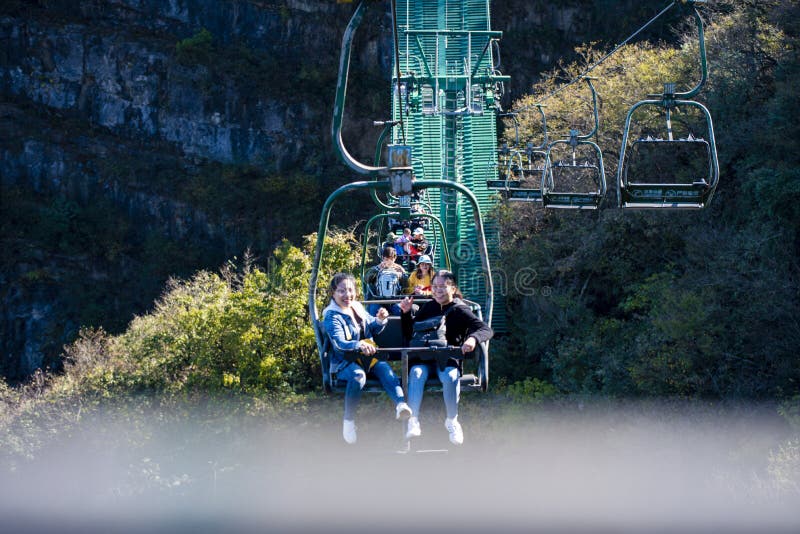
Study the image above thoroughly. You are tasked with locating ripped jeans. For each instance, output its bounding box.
[407,364,460,420]
[338,361,405,421]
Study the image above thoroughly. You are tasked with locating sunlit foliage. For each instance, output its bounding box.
[493,3,800,398]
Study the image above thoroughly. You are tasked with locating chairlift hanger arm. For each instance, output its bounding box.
[649,2,709,101]
[574,77,600,141]
[471,37,502,79]
[531,104,549,150]
[332,0,386,176]
[309,179,494,327]
[498,112,520,146]
[676,3,708,100]
[368,120,401,209]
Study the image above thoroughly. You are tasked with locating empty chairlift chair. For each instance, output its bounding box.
[487,105,549,202]
[541,77,607,209]
[617,3,719,209]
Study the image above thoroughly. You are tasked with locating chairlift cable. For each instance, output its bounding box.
[517,1,678,111]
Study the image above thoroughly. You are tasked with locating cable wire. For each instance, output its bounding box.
[523,1,678,109]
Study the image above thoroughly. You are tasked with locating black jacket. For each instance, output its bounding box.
[401,298,493,367]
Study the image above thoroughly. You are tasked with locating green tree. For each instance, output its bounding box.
[494,3,800,399]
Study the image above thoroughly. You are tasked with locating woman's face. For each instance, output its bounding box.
[333,278,357,309]
[419,262,430,272]
[431,275,455,305]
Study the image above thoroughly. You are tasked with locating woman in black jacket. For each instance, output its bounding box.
[399,270,493,445]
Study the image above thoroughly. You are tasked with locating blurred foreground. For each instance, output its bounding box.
[1,398,798,533]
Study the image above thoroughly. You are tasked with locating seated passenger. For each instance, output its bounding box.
[323,272,412,444]
[365,245,407,315]
[383,232,397,251]
[394,227,412,264]
[399,270,493,446]
[405,254,433,296]
[406,227,429,263]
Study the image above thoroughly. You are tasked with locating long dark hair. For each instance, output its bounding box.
[415,259,433,278]
[432,270,463,299]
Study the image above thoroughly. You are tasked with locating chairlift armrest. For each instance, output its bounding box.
[412,346,465,359]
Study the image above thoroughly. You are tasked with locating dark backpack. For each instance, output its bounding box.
[409,301,461,349]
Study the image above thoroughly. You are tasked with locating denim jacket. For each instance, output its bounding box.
[322,300,387,373]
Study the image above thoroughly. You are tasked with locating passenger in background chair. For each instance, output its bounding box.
[382,232,397,251]
[323,272,412,444]
[365,245,406,316]
[406,227,429,264]
[405,254,434,296]
[394,227,412,265]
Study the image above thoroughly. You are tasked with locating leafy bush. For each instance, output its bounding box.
[505,377,559,405]
[109,231,358,395]
[7,230,357,403]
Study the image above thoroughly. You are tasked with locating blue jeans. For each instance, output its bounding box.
[407,364,460,420]
[338,361,405,421]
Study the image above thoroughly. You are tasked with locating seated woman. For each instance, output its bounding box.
[323,272,412,444]
[399,270,493,445]
[405,254,434,296]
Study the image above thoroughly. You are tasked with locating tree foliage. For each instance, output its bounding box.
[37,230,359,399]
[494,3,800,398]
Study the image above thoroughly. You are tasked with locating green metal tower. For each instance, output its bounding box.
[393,0,508,330]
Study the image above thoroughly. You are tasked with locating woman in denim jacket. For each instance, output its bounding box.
[322,273,412,444]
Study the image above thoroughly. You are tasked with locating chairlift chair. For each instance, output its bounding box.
[310,181,493,395]
[487,105,549,202]
[617,3,719,209]
[541,77,607,209]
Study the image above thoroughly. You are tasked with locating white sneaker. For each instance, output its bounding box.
[395,402,412,421]
[406,417,421,439]
[445,417,463,445]
[343,419,357,444]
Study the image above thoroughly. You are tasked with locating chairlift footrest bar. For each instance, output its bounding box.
[621,182,709,207]
[505,188,543,201]
[543,192,602,209]
[486,180,521,189]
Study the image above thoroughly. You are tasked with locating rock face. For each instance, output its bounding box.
[1,1,362,167]
[2,0,368,380]
[0,0,670,380]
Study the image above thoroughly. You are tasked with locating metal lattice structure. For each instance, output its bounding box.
[392,0,508,331]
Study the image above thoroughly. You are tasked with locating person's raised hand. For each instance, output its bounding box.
[399,296,413,314]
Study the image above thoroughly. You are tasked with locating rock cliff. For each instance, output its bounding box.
[1,0,672,380]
